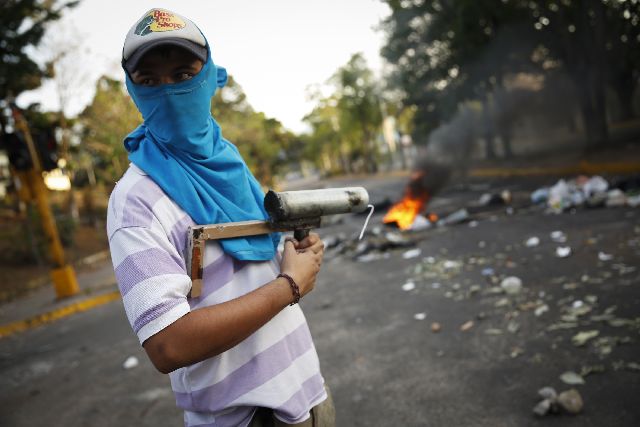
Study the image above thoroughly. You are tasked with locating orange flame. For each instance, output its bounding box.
[383,194,428,230]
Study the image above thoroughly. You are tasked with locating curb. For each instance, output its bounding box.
[0,291,121,339]
[469,161,640,178]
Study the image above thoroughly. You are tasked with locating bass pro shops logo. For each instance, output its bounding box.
[135,10,186,36]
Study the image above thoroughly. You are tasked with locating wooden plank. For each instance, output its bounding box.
[195,220,272,240]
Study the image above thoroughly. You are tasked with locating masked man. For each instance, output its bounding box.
[107,8,334,427]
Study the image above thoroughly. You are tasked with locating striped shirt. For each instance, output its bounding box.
[107,164,326,427]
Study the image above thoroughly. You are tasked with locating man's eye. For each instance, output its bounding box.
[141,78,157,86]
[176,72,194,81]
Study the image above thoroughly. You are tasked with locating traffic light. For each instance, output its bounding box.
[34,127,59,172]
[1,131,33,171]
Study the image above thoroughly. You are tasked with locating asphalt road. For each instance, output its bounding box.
[1,174,639,426]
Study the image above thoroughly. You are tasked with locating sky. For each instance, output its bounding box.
[16,0,391,133]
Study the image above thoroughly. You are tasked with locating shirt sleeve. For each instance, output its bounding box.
[109,225,192,344]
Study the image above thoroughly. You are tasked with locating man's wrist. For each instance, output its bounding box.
[277,273,301,305]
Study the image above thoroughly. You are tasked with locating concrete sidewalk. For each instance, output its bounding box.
[0,254,119,338]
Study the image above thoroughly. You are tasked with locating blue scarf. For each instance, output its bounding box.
[123,45,280,261]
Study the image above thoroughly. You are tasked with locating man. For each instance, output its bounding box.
[107,8,334,427]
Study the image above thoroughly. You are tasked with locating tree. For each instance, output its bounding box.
[380,0,640,151]
[304,53,384,175]
[211,76,298,186]
[0,0,79,106]
[332,53,384,173]
[79,76,141,185]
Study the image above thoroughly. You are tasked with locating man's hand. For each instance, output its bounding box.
[280,233,324,298]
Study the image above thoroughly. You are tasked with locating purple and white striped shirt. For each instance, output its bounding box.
[107,164,326,427]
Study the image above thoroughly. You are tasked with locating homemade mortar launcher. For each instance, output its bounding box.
[187,187,370,297]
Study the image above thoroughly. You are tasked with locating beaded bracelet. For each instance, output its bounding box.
[277,273,301,306]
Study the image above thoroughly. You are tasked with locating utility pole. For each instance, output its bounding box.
[12,107,79,298]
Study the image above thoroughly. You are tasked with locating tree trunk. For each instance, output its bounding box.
[612,76,636,121]
[499,125,514,159]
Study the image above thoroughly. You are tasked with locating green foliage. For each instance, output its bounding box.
[0,0,79,102]
[78,76,141,184]
[303,53,384,174]
[211,76,298,186]
[380,0,640,148]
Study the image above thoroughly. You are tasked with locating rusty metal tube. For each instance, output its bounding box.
[264,187,370,221]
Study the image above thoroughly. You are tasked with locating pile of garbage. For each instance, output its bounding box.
[531,175,640,213]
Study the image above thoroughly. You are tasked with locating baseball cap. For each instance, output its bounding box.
[122,8,208,74]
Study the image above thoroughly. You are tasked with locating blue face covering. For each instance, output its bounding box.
[123,44,280,261]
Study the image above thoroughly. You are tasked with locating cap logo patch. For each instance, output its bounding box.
[135,9,186,36]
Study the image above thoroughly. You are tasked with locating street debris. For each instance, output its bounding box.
[431,322,442,333]
[571,330,600,347]
[438,208,469,226]
[560,371,585,385]
[550,230,567,243]
[531,175,640,212]
[401,281,416,291]
[460,320,474,332]
[598,251,613,261]
[402,248,422,259]
[556,246,572,258]
[414,312,427,320]
[557,389,584,414]
[500,276,523,295]
[123,356,139,370]
[525,236,540,247]
[533,386,584,416]
[535,304,550,317]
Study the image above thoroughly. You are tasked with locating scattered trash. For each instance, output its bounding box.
[510,346,524,358]
[571,330,600,347]
[401,281,416,291]
[531,187,550,204]
[485,328,503,335]
[583,175,609,197]
[627,194,640,208]
[525,236,540,247]
[550,230,567,243]
[402,248,422,259]
[580,364,606,377]
[431,322,441,333]
[477,190,512,207]
[439,208,469,226]
[598,251,613,261]
[556,246,572,258]
[356,253,386,263]
[123,356,139,370]
[605,189,626,207]
[481,267,495,277]
[414,312,427,320]
[560,371,585,385]
[408,214,431,231]
[460,320,474,331]
[533,398,552,416]
[500,276,523,295]
[557,389,584,414]
[507,321,520,334]
[538,387,557,400]
[494,298,510,308]
[535,304,550,317]
[532,175,639,211]
[625,362,640,372]
[533,387,583,416]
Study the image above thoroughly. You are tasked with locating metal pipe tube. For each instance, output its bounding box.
[264,187,369,220]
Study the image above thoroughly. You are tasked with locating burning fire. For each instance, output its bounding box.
[383,171,432,230]
[383,194,428,230]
